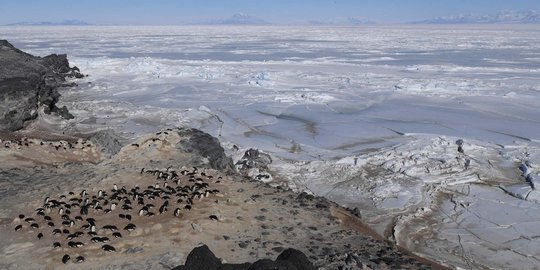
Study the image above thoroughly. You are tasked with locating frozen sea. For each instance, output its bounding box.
[2,25,540,269]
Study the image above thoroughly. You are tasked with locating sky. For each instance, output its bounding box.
[0,0,539,25]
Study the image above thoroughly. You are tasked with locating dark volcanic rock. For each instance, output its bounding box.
[173,245,315,270]
[175,128,235,173]
[276,248,315,270]
[0,40,82,131]
[182,245,222,270]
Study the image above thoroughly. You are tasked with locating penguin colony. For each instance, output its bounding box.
[1,137,94,151]
[12,166,222,265]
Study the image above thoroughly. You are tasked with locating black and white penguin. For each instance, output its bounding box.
[102,244,116,252]
[75,256,85,263]
[62,254,71,264]
[174,208,181,217]
[124,223,136,231]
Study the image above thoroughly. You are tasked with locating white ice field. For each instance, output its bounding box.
[2,25,540,269]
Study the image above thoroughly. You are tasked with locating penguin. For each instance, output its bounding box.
[37,233,44,239]
[174,208,181,217]
[124,223,136,232]
[102,245,116,252]
[52,229,62,235]
[47,222,55,227]
[209,215,219,221]
[112,232,122,238]
[62,254,71,264]
[159,205,167,214]
[44,197,50,206]
[24,217,35,223]
[75,256,85,263]
[100,237,110,242]
[53,242,62,248]
[18,214,25,219]
[98,190,103,197]
[113,184,118,191]
[14,225,22,231]
[80,206,89,216]
[30,223,39,229]
[103,225,118,231]
[80,190,87,197]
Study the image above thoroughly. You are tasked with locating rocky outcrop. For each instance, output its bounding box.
[172,245,314,270]
[175,128,235,173]
[0,40,82,131]
[88,129,125,157]
[235,148,273,182]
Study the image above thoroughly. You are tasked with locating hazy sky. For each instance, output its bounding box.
[0,0,539,25]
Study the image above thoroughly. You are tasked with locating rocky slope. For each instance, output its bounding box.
[0,40,82,131]
[0,128,443,270]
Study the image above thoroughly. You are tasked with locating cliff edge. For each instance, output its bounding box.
[0,40,82,131]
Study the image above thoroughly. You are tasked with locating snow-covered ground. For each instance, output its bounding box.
[2,25,540,268]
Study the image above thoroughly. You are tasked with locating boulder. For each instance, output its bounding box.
[235,148,273,181]
[173,245,314,270]
[276,248,316,270]
[172,245,221,270]
[175,128,235,173]
[88,129,124,157]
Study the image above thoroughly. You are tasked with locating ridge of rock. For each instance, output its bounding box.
[0,40,83,131]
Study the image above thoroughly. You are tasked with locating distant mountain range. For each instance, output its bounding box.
[197,13,270,25]
[414,10,540,24]
[7,20,90,26]
[308,17,376,25]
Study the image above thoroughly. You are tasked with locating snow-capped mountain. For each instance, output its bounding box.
[199,13,270,25]
[414,10,540,24]
[309,17,375,25]
[7,19,90,26]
